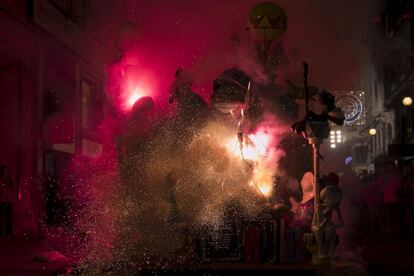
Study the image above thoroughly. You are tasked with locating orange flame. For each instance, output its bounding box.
[225,131,274,198]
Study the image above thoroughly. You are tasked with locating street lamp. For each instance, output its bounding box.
[402,96,413,107]
[369,128,377,136]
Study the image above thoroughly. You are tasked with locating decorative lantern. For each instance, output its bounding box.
[247,2,288,52]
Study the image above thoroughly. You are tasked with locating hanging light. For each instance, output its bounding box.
[329,129,344,147]
[369,128,377,136]
[402,96,413,106]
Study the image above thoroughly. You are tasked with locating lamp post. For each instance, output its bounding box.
[399,97,413,169]
[402,96,412,144]
[368,127,377,171]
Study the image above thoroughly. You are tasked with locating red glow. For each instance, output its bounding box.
[107,61,158,113]
[121,72,156,112]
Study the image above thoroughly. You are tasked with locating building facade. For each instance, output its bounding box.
[0,0,105,236]
[362,0,414,171]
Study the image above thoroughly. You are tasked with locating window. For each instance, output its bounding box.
[354,145,368,164]
[81,78,103,133]
[48,0,91,27]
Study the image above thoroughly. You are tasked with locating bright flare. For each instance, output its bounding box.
[258,185,272,197]
[248,132,269,156]
[126,88,143,109]
[225,132,269,161]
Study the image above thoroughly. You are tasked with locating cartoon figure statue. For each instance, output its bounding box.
[169,69,209,148]
[287,171,315,262]
[246,2,288,78]
[312,172,344,261]
[169,68,209,123]
[291,89,345,139]
[290,172,315,229]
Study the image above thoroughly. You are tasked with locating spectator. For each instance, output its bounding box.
[0,165,14,237]
[381,161,402,234]
[355,171,370,233]
[366,174,381,233]
[402,163,414,236]
[289,171,315,229]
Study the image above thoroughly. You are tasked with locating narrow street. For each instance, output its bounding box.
[1,0,414,275]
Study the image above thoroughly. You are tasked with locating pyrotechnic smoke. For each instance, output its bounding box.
[69,0,373,270]
[72,110,289,270]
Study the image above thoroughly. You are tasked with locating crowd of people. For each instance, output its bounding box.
[355,160,414,238]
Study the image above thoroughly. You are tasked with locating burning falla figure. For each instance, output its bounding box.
[169,68,209,148]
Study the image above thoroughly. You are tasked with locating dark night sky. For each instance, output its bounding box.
[90,0,375,102]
